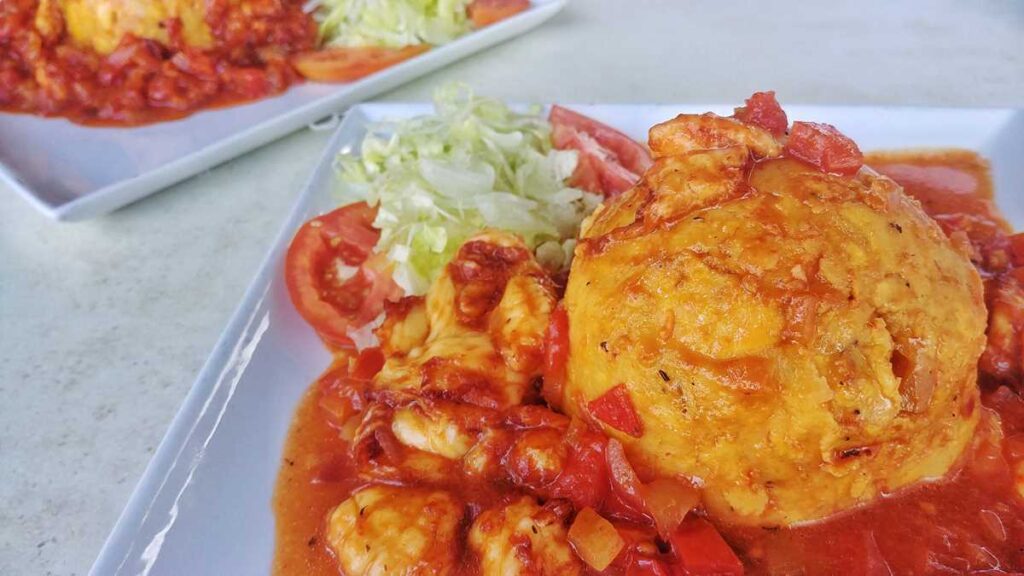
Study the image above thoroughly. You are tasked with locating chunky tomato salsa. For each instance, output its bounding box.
[0,0,315,125]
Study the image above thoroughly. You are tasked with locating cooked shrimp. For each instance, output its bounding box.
[648,112,782,159]
[390,400,481,460]
[374,231,557,408]
[469,497,582,575]
[325,486,463,576]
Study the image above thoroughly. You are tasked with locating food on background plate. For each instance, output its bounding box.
[0,0,529,124]
[274,91,1024,574]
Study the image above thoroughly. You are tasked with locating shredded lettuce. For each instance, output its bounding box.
[336,84,601,295]
[312,0,472,48]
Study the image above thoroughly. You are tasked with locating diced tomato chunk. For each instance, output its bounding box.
[548,423,610,510]
[589,384,644,437]
[733,91,788,136]
[316,349,382,426]
[351,346,386,380]
[667,517,745,576]
[784,121,864,176]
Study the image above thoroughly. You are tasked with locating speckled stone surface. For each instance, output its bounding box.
[0,1,1021,574]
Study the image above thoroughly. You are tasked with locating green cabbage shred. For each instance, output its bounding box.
[313,0,473,48]
[336,84,601,295]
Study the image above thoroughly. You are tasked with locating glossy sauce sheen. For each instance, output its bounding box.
[273,150,1024,575]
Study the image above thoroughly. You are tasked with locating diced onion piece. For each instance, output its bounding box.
[568,507,625,571]
[606,439,645,510]
[642,478,700,538]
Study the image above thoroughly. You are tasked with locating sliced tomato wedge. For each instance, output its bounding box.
[733,91,788,136]
[468,0,531,27]
[667,517,745,576]
[783,121,864,176]
[589,384,644,437]
[291,45,430,83]
[285,202,402,349]
[550,105,652,197]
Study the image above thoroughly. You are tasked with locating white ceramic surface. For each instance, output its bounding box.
[86,102,1024,576]
[0,0,566,222]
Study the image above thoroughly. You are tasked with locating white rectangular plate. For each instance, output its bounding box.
[89,103,1024,575]
[0,0,566,222]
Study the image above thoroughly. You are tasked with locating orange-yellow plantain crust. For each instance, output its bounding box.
[562,114,987,527]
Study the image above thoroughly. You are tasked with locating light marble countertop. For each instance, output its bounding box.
[1,1,1021,574]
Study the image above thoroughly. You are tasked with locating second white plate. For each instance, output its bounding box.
[0,0,567,222]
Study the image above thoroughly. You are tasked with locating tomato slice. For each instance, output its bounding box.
[468,0,531,26]
[589,384,644,437]
[667,517,745,576]
[783,121,864,176]
[733,91,788,136]
[550,105,652,197]
[285,202,401,349]
[550,105,653,175]
[291,45,430,82]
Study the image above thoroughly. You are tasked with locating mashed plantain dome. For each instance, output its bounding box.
[562,113,987,527]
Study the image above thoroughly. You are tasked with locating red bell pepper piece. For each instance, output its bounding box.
[588,384,644,437]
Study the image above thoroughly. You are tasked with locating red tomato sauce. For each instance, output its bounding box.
[721,151,1023,575]
[273,150,1024,575]
[0,0,315,125]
